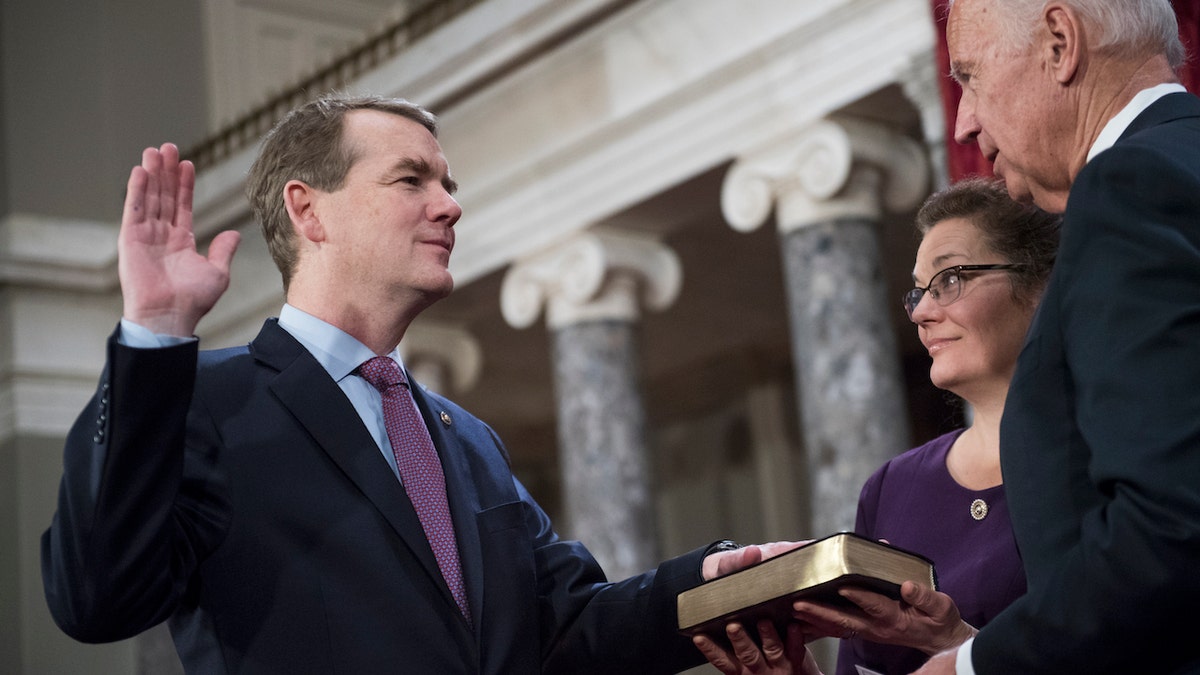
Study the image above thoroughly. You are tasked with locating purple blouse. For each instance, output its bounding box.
[834,430,1026,675]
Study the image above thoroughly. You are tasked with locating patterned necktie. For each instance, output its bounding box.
[358,356,471,623]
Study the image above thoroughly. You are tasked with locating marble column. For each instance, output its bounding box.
[722,116,929,537]
[500,229,680,580]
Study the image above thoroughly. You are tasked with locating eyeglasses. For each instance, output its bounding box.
[902,264,1024,320]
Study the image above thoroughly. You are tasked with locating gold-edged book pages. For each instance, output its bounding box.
[677,532,937,636]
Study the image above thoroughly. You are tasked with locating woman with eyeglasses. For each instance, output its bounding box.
[695,178,1060,675]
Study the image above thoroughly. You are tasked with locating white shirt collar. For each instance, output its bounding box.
[277,303,404,382]
[1087,83,1187,163]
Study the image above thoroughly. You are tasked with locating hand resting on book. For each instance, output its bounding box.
[791,580,978,655]
[702,541,810,582]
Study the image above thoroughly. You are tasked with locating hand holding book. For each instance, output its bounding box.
[693,620,822,675]
[701,540,811,582]
[683,534,977,675]
[679,533,938,638]
[792,578,977,655]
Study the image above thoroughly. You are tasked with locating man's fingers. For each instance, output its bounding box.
[207,231,242,276]
[693,634,739,675]
[758,540,809,560]
[757,620,786,662]
[141,146,163,223]
[124,166,149,226]
[728,623,766,667]
[837,587,893,617]
[900,581,947,614]
[792,599,859,633]
[158,143,181,224]
[177,159,196,225]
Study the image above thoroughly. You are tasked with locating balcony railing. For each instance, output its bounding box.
[183,0,486,171]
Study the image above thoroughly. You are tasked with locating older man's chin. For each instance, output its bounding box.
[997,171,1067,213]
[1023,184,1070,214]
[993,169,1034,202]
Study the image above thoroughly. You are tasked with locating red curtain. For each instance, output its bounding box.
[931,0,1200,182]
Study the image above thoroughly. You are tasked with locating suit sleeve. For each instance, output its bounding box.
[974,144,1200,672]
[40,330,229,643]
[516,474,708,674]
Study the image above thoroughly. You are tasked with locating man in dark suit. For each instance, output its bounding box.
[40,96,772,674]
[916,1,1200,673]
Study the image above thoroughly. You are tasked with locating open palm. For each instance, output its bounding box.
[118,143,240,337]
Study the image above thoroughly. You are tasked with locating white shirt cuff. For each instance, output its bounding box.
[119,318,197,348]
[955,637,977,675]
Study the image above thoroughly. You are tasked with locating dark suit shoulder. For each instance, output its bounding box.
[411,381,514,469]
[1121,91,1200,140]
[196,344,252,369]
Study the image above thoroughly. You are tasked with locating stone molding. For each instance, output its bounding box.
[0,213,118,291]
[499,229,680,330]
[897,48,951,191]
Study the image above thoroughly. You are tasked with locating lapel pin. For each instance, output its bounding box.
[439,410,452,427]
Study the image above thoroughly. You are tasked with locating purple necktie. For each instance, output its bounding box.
[358,356,470,623]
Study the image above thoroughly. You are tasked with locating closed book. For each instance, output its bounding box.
[677,532,937,636]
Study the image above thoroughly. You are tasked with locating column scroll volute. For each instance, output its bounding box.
[721,115,929,234]
[500,229,682,330]
[399,322,483,394]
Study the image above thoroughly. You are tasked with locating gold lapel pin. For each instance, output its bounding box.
[439,410,453,427]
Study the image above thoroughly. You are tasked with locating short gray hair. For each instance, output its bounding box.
[954,0,1186,70]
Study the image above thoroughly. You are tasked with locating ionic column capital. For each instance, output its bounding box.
[399,321,483,394]
[721,115,929,234]
[500,229,681,330]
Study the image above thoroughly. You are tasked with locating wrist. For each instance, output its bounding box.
[927,621,978,655]
[122,309,197,339]
[704,539,742,556]
[701,540,741,581]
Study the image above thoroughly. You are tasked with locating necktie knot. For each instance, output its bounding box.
[358,356,406,393]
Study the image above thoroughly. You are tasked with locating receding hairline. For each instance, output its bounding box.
[334,106,457,191]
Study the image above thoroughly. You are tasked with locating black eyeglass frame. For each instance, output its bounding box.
[902,263,1025,319]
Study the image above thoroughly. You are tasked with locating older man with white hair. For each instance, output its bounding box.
[916,0,1200,673]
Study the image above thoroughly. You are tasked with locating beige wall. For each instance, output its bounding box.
[0,0,207,222]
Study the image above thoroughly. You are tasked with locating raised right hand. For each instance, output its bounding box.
[118,143,240,337]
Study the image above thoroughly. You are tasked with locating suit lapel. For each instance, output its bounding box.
[248,320,455,612]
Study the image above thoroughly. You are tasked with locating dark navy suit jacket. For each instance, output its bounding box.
[42,319,708,674]
[976,92,1200,673]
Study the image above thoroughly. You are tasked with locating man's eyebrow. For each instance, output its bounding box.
[391,157,458,194]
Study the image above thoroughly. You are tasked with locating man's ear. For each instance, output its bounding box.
[1043,2,1082,85]
[283,180,326,243]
